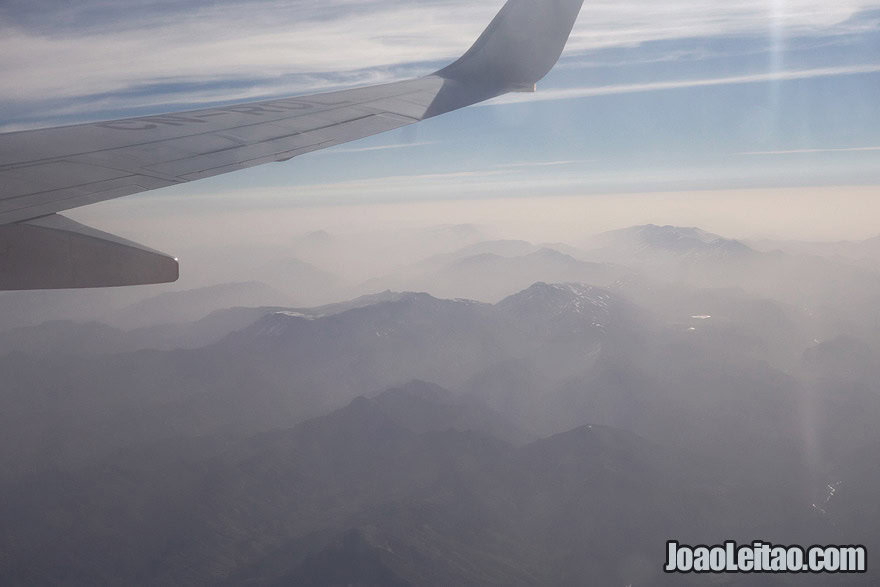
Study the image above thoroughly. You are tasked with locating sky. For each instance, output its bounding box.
[2,0,880,245]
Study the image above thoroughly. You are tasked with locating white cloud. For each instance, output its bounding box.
[194,166,572,205]
[740,146,880,155]
[316,141,438,154]
[0,1,496,102]
[486,64,880,105]
[492,160,584,169]
[2,0,879,112]
[566,0,880,53]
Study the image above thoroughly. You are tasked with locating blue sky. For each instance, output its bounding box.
[2,0,879,206]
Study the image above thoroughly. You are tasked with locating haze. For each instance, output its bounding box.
[1,0,879,584]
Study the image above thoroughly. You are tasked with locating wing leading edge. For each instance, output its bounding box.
[0,0,584,290]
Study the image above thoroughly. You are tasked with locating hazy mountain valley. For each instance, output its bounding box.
[1,223,879,585]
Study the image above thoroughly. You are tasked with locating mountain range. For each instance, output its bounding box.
[0,381,840,586]
[2,223,879,584]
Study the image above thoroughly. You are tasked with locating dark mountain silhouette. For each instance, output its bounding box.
[0,282,832,487]
[268,529,412,587]
[0,385,824,586]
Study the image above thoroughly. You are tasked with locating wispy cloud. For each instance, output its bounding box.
[219,167,557,204]
[0,1,492,103]
[3,0,880,121]
[0,69,410,132]
[567,0,880,54]
[740,146,880,155]
[492,160,584,169]
[317,141,438,155]
[487,64,880,105]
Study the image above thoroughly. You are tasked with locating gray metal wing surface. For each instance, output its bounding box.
[0,0,584,289]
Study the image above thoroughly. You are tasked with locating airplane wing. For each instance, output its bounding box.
[0,0,584,290]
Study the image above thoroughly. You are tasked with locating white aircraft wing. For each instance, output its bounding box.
[0,0,584,289]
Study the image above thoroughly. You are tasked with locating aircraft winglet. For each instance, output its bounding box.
[436,0,584,91]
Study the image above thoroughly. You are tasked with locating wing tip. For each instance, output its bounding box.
[435,0,584,91]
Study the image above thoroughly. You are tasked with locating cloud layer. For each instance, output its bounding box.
[487,64,880,105]
[2,0,879,118]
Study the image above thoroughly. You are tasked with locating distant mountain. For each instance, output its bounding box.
[367,381,533,446]
[441,248,622,301]
[497,282,618,329]
[357,240,540,299]
[266,529,411,587]
[129,305,286,350]
[583,225,880,328]
[294,290,415,317]
[3,275,879,584]
[0,279,852,484]
[363,243,623,302]
[800,336,880,463]
[0,285,152,332]
[224,293,506,400]
[825,439,880,552]
[0,280,806,478]
[804,335,876,379]
[7,217,880,587]
[0,320,129,356]
[107,281,290,329]
[251,256,347,306]
[419,224,493,254]
[584,224,754,260]
[448,239,540,258]
[748,233,880,268]
[226,283,642,393]
[0,306,289,356]
[464,283,813,474]
[0,284,638,480]
[0,388,820,586]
